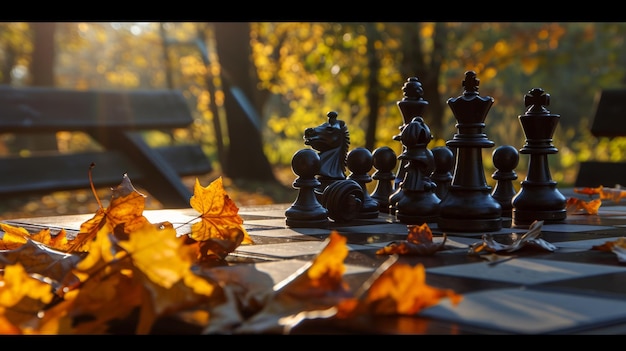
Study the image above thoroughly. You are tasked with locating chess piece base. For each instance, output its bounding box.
[512,209,566,227]
[285,217,330,228]
[358,209,380,219]
[396,213,439,225]
[437,217,502,232]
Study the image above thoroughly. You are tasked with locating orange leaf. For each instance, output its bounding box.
[574,186,603,196]
[407,223,433,243]
[566,197,602,215]
[376,223,446,255]
[275,231,350,298]
[339,262,462,316]
[227,231,352,334]
[0,223,28,250]
[599,187,626,202]
[68,174,149,252]
[592,237,626,251]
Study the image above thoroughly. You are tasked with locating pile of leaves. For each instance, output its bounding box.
[0,175,462,334]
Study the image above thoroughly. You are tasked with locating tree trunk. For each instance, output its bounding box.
[365,23,381,152]
[213,22,277,183]
[31,22,56,86]
[400,23,446,141]
[19,22,58,152]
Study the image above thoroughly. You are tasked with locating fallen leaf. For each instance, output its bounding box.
[376,223,447,255]
[468,220,556,254]
[187,177,253,264]
[335,260,463,318]
[221,231,352,334]
[566,197,602,215]
[0,239,83,286]
[592,237,626,263]
[67,174,149,252]
[574,186,603,196]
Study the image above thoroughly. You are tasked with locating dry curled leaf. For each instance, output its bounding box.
[469,220,556,255]
[574,185,626,203]
[336,260,463,317]
[376,223,447,256]
[67,174,150,252]
[574,186,604,196]
[566,197,602,215]
[592,237,626,263]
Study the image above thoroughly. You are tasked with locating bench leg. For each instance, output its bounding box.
[93,130,194,208]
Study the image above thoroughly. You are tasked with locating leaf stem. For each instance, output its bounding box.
[89,163,103,209]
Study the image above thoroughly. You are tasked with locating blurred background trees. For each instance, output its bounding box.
[1,22,625,212]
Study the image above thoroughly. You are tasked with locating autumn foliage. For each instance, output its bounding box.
[0,175,462,334]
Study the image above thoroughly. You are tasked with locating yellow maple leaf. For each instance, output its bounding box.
[117,221,215,297]
[189,177,253,248]
[118,222,194,289]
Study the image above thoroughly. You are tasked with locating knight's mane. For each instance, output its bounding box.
[319,120,350,180]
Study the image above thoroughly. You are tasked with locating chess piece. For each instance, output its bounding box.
[321,179,364,223]
[437,71,502,232]
[512,88,567,226]
[303,111,349,196]
[285,148,329,228]
[395,116,441,224]
[346,147,379,219]
[431,146,454,200]
[389,77,429,212]
[370,146,397,212]
[491,145,519,218]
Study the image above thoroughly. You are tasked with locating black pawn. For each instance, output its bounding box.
[437,71,502,232]
[431,146,454,200]
[285,149,329,228]
[395,116,441,224]
[370,146,397,213]
[347,147,379,219]
[512,88,567,227]
[491,145,519,218]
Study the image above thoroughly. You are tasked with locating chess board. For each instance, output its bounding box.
[229,190,626,335]
[5,188,626,335]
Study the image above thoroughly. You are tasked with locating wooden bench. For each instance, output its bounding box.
[575,89,626,187]
[0,86,213,208]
